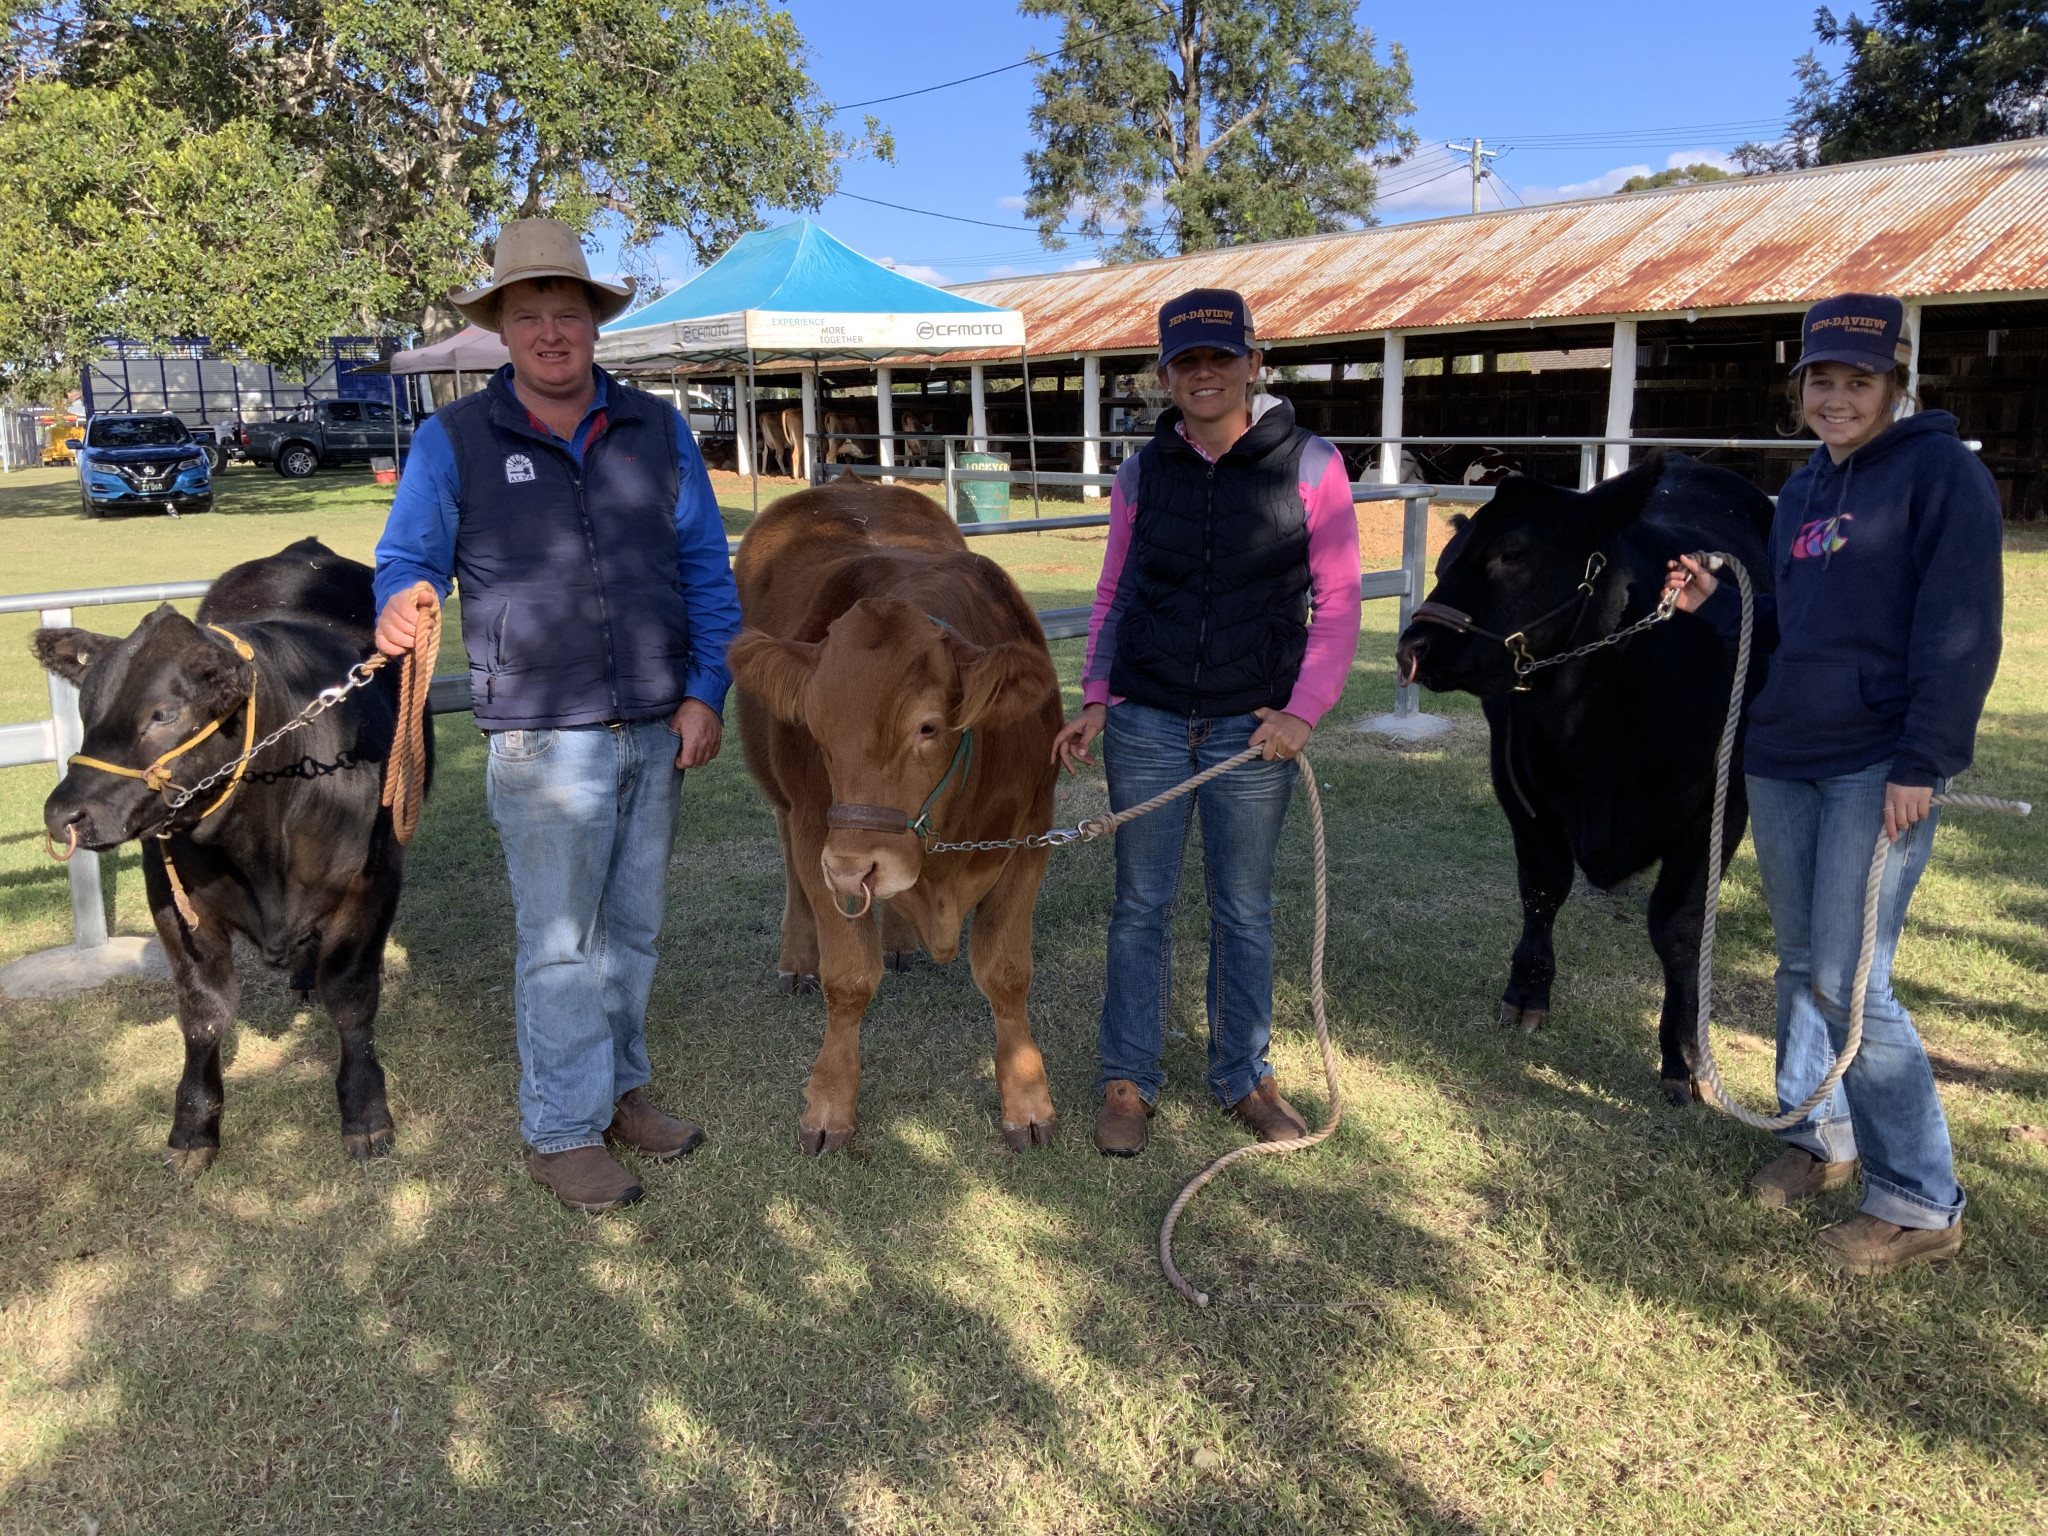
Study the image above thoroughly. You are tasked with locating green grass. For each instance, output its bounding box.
[0,468,2044,1533]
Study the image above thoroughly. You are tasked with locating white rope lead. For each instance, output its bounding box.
[1689,553,2030,1132]
[1158,756,1340,1307]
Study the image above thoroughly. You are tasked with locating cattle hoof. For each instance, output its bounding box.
[1497,1003,1523,1030]
[777,971,822,996]
[1001,1116,1058,1151]
[1518,1008,1547,1035]
[164,1145,218,1180]
[797,1124,854,1156]
[1659,1078,1694,1107]
[883,950,916,974]
[343,1127,396,1161]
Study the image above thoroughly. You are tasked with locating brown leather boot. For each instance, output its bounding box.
[607,1087,706,1161]
[1816,1213,1963,1275]
[1093,1079,1154,1157]
[527,1146,643,1213]
[1751,1146,1856,1209]
[1226,1077,1308,1142]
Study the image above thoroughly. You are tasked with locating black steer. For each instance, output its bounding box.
[1395,455,1773,1104]
[33,538,429,1174]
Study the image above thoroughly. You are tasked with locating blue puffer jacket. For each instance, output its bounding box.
[1739,410,2003,787]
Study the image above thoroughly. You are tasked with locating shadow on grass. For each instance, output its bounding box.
[1,645,2044,1530]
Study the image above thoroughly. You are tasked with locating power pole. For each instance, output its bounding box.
[1447,138,1502,214]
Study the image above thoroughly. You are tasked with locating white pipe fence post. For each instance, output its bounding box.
[943,438,956,519]
[1578,443,1598,490]
[44,606,107,950]
[969,364,988,452]
[732,374,751,475]
[875,365,895,482]
[1395,496,1430,718]
[1603,318,1638,478]
[1379,332,1405,484]
[800,368,819,485]
[1080,356,1101,498]
[1902,301,1923,417]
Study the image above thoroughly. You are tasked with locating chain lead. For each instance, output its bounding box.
[163,657,387,811]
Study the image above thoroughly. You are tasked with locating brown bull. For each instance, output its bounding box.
[728,482,1062,1154]
[756,406,804,477]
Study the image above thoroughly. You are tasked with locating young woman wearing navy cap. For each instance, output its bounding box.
[1051,288,1361,1158]
[1666,292,2003,1274]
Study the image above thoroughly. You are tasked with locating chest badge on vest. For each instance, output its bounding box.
[504,453,536,484]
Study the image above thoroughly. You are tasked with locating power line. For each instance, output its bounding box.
[836,189,1128,238]
[829,18,1154,112]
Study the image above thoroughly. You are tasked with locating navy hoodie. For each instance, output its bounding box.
[1732,410,2002,787]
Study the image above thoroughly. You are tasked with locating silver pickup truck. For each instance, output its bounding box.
[242,398,414,478]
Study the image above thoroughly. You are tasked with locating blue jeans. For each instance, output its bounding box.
[485,719,682,1153]
[1099,703,1296,1107]
[1746,763,1962,1230]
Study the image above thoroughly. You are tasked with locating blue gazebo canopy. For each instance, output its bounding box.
[594,220,1024,365]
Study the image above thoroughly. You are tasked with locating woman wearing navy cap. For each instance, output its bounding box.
[1051,288,1361,1157]
[1666,292,2003,1274]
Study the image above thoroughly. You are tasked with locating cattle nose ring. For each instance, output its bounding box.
[836,881,873,921]
[45,824,78,863]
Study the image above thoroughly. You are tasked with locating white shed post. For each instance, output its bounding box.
[875,365,895,481]
[1603,317,1639,479]
[799,367,819,484]
[1902,301,1923,417]
[1080,355,1102,497]
[969,363,988,452]
[731,373,751,476]
[1378,331,1405,484]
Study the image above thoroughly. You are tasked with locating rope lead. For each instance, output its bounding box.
[1688,552,2029,1131]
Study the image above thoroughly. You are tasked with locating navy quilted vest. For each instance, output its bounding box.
[1109,398,1317,717]
[442,368,687,731]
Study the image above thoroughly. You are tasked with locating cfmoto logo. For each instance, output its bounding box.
[917,321,1004,341]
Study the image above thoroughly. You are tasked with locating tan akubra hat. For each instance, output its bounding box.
[448,218,636,331]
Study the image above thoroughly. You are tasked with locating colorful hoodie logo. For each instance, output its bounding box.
[1792,512,1852,560]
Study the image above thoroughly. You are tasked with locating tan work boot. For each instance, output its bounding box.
[607,1087,705,1161]
[1817,1213,1963,1276]
[1226,1077,1309,1143]
[1093,1079,1154,1157]
[1751,1146,1857,1209]
[527,1145,644,1213]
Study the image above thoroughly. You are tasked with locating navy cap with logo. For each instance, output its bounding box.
[1795,292,1912,375]
[1157,288,1258,366]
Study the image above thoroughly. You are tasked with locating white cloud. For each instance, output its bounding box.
[1064,256,1103,271]
[985,264,1024,280]
[996,195,1029,212]
[1665,148,1740,173]
[880,260,950,286]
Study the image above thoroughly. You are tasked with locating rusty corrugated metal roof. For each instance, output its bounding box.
[929,137,2048,360]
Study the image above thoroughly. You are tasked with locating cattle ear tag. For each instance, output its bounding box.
[504,453,536,484]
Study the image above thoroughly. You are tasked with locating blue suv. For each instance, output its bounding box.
[72,413,214,517]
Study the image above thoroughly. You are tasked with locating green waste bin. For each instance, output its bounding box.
[956,452,1011,523]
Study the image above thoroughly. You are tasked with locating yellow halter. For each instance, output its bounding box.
[68,624,260,823]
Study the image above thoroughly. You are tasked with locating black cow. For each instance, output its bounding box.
[33,537,430,1174]
[1394,455,1773,1104]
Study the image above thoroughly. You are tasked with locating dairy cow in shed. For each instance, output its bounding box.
[33,538,429,1174]
[1394,455,1774,1104]
[727,481,1063,1154]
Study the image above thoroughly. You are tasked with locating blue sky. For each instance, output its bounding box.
[610,2,1840,294]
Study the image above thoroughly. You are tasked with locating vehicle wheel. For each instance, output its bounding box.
[276,444,319,478]
[201,443,224,472]
[79,484,100,518]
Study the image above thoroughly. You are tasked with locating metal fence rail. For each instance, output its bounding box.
[1,479,1484,961]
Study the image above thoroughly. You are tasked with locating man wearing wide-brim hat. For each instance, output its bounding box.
[373,218,741,1213]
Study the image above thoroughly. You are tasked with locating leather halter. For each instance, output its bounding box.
[824,727,975,843]
[1410,551,1608,691]
[66,624,260,822]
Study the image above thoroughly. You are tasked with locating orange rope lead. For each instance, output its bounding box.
[380,583,440,845]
